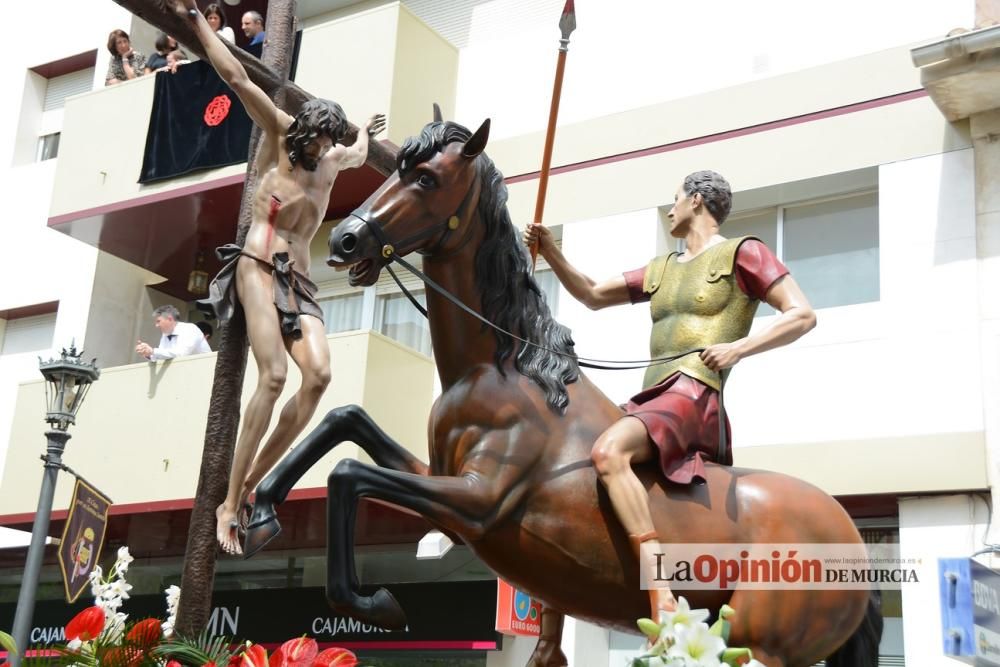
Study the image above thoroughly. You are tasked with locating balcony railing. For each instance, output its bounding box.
[0,330,434,518]
[48,2,458,222]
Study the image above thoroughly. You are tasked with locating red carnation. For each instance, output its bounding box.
[126,618,162,649]
[101,645,144,667]
[64,606,105,642]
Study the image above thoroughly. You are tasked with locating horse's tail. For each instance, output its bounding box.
[824,589,883,667]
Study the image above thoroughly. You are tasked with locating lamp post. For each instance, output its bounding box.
[8,344,99,667]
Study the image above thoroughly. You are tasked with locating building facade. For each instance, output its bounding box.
[2,1,999,665]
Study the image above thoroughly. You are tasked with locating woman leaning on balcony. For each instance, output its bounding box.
[105,29,146,85]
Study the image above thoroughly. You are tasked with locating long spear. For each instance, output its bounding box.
[530,0,577,270]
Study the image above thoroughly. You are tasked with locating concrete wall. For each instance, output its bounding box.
[549,142,982,495]
[83,251,172,371]
[900,494,992,666]
[0,331,434,516]
[451,0,974,140]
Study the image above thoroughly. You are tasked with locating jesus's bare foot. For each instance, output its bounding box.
[216,503,243,556]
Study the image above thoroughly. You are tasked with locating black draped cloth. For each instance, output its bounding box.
[139,60,252,183]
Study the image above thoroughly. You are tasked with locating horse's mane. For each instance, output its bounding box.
[398,121,580,413]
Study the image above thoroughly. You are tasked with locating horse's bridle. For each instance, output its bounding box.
[347,165,731,464]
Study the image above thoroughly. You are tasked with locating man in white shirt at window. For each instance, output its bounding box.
[136,305,211,361]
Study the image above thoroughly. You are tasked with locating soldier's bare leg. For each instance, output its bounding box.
[216,257,288,555]
[242,314,331,494]
[590,416,677,631]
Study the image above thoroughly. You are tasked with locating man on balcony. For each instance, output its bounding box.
[241,11,266,47]
[136,305,211,361]
[174,0,385,555]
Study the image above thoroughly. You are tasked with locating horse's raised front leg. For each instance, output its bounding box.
[244,404,428,557]
[324,458,527,629]
[527,609,568,667]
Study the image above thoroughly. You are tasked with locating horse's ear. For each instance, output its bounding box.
[432,103,443,122]
[462,119,491,159]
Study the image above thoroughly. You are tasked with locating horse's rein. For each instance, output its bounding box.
[349,177,732,463]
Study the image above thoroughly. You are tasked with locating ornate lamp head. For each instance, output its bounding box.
[39,343,100,431]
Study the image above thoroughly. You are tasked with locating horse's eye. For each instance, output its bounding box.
[416,173,437,189]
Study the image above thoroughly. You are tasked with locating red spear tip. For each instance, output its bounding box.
[559,0,577,38]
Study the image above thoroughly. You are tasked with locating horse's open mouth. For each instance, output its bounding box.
[347,258,379,286]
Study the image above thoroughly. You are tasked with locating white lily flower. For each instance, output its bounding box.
[99,611,127,644]
[66,638,83,651]
[106,578,132,599]
[165,585,181,613]
[657,597,711,631]
[115,546,133,570]
[667,623,726,666]
[745,661,767,667]
[100,594,124,612]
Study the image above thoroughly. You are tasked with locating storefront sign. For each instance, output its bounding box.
[0,581,500,650]
[939,558,1000,665]
[495,579,542,636]
[56,479,112,603]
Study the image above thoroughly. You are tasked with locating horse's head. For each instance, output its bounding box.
[329,111,490,286]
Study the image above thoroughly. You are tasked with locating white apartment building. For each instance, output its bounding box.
[1,1,998,665]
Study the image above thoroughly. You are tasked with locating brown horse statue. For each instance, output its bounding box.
[244,113,881,667]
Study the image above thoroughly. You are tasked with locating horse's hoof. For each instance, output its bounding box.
[526,639,568,667]
[332,587,407,631]
[243,504,281,559]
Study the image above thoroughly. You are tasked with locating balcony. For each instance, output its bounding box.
[47,1,457,299]
[0,330,434,519]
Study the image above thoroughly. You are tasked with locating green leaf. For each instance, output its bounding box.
[0,630,16,657]
[636,617,660,638]
[152,630,237,665]
[722,646,753,666]
[709,618,731,642]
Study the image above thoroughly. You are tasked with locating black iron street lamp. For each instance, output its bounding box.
[8,344,99,667]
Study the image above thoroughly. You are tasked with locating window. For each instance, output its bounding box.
[16,52,96,165]
[1,313,56,356]
[42,67,93,112]
[312,237,562,359]
[375,291,431,357]
[725,191,879,312]
[36,132,60,161]
[318,292,364,334]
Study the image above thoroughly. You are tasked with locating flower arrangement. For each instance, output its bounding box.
[632,597,766,667]
[2,546,359,667]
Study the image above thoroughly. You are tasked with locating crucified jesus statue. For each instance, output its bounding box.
[173,0,386,555]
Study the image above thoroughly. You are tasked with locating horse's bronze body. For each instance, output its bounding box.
[246,115,881,667]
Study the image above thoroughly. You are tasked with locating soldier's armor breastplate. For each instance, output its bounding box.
[642,236,759,391]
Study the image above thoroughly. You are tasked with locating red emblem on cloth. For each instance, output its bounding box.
[204,94,232,127]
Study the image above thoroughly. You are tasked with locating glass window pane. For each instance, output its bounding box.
[533,269,560,317]
[375,292,431,357]
[783,193,879,309]
[318,292,364,334]
[724,210,778,317]
[36,133,60,161]
[725,209,778,250]
[1,313,56,355]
